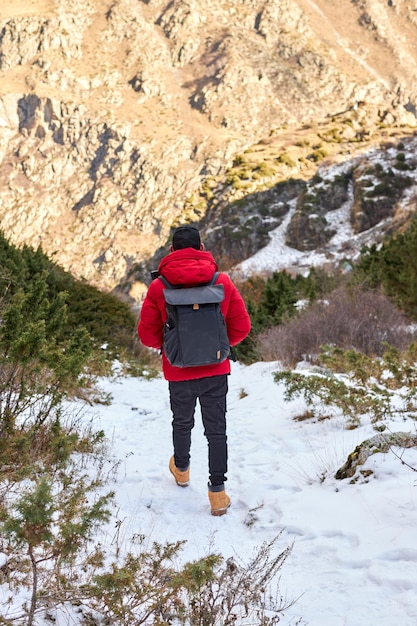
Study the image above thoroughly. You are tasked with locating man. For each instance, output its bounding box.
[137,225,251,516]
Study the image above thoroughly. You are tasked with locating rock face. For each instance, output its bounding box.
[1,0,417,294]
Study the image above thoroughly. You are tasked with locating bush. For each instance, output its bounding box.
[234,268,338,364]
[254,162,277,177]
[0,412,115,626]
[277,153,297,168]
[0,272,93,431]
[256,285,413,367]
[234,271,300,363]
[308,148,328,162]
[356,216,417,318]
[82,534,293,626]
[274,342,417,428]
[0,232,136,360]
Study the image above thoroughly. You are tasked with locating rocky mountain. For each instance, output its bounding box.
[1,0,417,300]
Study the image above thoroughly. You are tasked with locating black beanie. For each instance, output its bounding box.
[172,225,201,250]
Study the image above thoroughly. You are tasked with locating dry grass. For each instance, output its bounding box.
[257,285,414,367]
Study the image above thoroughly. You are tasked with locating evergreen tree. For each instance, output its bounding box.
[356,216,417,318]
[0,270,92,432]
[0,231,136,354]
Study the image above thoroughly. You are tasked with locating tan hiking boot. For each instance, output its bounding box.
[169,456,190,487]
[208,485,231,516]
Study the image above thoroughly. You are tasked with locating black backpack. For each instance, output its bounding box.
[159,272,230,368]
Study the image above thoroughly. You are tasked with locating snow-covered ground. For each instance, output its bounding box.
[55,204,417,623]
[81,360,417,626]
[4,166,417,623]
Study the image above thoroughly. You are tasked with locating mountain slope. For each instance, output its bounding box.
[0,0,417,294]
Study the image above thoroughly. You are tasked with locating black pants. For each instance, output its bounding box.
[169,374,228,487]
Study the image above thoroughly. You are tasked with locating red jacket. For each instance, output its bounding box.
[137,248,251,381]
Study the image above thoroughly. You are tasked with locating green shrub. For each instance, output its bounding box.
[355,216,417,318]
[393,160,410,171]
[308,148,328,162]
[0,232,136,360]
[255,161,277,177]
[0,412,114,626]
[0,273,93,431]
[232,154,248,167]
[274,343,417,428]
[277,153,297,168]
[365,183,393,197]
[235,269,335,363]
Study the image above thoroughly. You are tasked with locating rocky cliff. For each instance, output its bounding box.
[1,0,417,298]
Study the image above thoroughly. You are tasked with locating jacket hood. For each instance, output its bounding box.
[158,248,218,286]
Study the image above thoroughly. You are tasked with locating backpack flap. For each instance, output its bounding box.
[163,284,225,306]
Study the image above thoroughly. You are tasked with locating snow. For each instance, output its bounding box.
[237,199,333,275]
[237,145,417,278]
[75,359,417,626]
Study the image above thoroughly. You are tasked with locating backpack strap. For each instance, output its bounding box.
[158,275,173,289]
[208,272,219,285]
